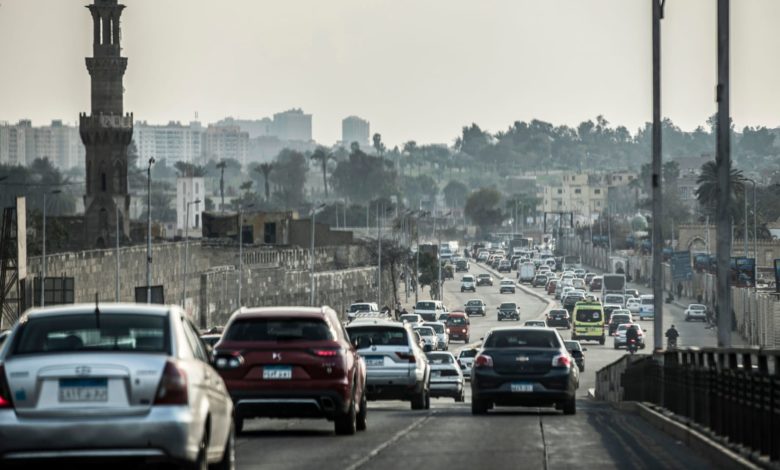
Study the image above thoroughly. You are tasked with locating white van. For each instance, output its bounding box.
[414,300,448,322]
[639,294,655,320]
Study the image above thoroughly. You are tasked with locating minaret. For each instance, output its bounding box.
[80,0,132,248]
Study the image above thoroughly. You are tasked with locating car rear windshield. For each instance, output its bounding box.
[427,353,454,364]
[12,313,169,355]
[225,318,334,342]
[499,303,516,309]
[425,323,445,334]
[576,309,603,322]
[459,349,478,358]
[414,327,434,336]
[466,300,482,306]
[349,304,371,312]
[564,341,581,351]
[416,302,435,310]
[347,326,408,346]
[478,274,490,278]
[448,317,467,325]
[485,330,560,349]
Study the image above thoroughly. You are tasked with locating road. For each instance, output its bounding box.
[234,262,712,469]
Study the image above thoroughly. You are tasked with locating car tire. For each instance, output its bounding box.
[471,397,489,415]
[234,416,244,436]
[562,396,576,415]
[411,384,428,410]
[497,316,502,322]
[456,390,465,402]
[210,422,235,470]
[614,343,619,349]
[599,337,605,345]
[335,396,357,435]
[356,390,368,431]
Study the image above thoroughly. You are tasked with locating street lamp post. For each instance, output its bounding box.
[115,203,120,302]
[181,198,201,309]
[310,203,326,306]
[146,157,155,304]
[40,189,61,308]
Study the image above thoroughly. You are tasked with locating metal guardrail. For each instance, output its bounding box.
[620,348,780,462]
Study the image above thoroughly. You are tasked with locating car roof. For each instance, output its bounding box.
[423,321,445,326]
[21,303,175,320]
[347,318,405,328]
[231,306,333,320]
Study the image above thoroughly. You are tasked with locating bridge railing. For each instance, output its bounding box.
[610,348,780,462]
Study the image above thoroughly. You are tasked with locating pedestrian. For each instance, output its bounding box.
[676,282,683,299]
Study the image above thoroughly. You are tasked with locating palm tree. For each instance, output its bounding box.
[310,147,333,198]
[255,163,274,202]
[695,160,744,217]
[216,160,227,213]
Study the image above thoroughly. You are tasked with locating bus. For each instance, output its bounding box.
[572,300,605,345]
[563,255,582,271]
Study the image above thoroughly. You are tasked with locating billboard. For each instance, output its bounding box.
[16,197,26,279]
[731,257,756,288]
[671,251,693,281]
[134,285,165,304]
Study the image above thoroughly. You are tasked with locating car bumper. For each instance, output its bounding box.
[472,371,576,406]
[465,309,484,316]
[430,381,463,397]
[546,319,569,327]
[686,313,706,320]
[364,374,421,400]
[0,406,201,463]
[449,331,469,340]
[500,288,516,293]
[230,388,351,419]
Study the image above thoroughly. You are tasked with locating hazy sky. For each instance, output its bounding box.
[1,1,779,147]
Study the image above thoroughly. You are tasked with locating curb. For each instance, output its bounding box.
[632,402,763,470]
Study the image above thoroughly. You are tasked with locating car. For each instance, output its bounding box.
[584,273,596,285]
[426,352,465,402]
[0,303,235,468]
[400,313,424,324]
[546,308,571,328]
[602,303,622,323]
[625,289,640,299]
[638,294,655,320]
[571,278,586,290]
[685,304,708,322]
[590,276,603,292]
[524,320,547,327]
[0,330,9,348]
[455,258,470,272]
[414,300,447,322]
[200,333,222,348]
[346,320,431,410]
[499,278,516,294]
[471,327,579,415]
[614,323,646,349]
[464,299,487,317]
[461,274,476,292]
[457,348,478,379]
[546,279,559,295]
[563,340,586,372]
[347,302,380,322]
[216,306,367,435]
[574,269,587,279]
[446,312,471,342]
[532,274,548,287]
[476,273,493,287]
[497,260,512,273]
[603,294,626,309]
[423,321,449,350]
[477,251,490,262]
[497,302,520,321]
[562,292,586,314]
[608,312,633,336]
[626,298,642,315]
[413,325,439,352]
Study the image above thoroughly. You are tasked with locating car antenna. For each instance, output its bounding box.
[94,292,100,328]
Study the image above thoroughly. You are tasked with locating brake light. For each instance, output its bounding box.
[0,365,12,409]
[154,361,188,405]
[552,354,572,368]
[312,348,341,357]
[474,355,493,368]
[396,351,416,363]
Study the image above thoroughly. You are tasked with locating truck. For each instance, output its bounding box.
[601,274,626,299]
[518,262,536,283]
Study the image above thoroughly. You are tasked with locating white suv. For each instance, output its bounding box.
[461,275,476,292]
[684,304,707,322]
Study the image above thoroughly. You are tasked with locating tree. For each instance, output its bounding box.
[372,133,386,157]
[272,149,308,209]
[442,180,468,208]
[310,146,333,198]
[464,188,504,234]
[173,161,205,178]
[255,163,274,202]
[695,160,744,218]
[401,175,438,210]
[331,147,398,203]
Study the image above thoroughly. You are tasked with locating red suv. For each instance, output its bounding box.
[214,307,367,435]
[446,312,470,342]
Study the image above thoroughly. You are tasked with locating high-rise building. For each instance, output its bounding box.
[80,0,133,247]
[0,120,84,169]
[342,116,370,148]
[133,121,203,166]
[215,117,273,139]
[202,125,249,166]
[176,177,204,238]
[271,109,312,142]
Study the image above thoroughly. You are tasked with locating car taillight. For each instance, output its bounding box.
[552,354,572,368]
[396,351,416,363]
[154,361,188,405]
[0,365,12,409]
[214,351,244,370]
[474,355,493,368]
[312,348,341,357]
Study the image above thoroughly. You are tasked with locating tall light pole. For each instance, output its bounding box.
[146,157,155,304]
[310,203,326,306]
[181,198,201,308]
[651,0,665,351]
[115,203,120,302]
[237,202,255,308]
[40,189,61,307]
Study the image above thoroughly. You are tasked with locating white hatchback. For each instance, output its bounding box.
[684,304,707,322]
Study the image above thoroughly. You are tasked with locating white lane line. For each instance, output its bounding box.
[344,411,434,470]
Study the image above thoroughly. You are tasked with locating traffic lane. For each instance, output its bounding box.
[235,401,435,470]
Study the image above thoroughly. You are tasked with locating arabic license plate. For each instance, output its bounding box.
[511,382,533,393]
[59,378,108,402]
[263,366,292,380]
[365,356,384,367]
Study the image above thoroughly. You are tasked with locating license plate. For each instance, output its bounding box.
[365,356,384,367]
[511,382,533,393]
[59,378,108,402]
[263,366,292,380]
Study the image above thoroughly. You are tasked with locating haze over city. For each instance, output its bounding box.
[1,0,779,146]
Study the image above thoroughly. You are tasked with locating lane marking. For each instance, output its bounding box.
[344,411,434,470]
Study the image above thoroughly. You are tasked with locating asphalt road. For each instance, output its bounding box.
[234,262,713,469]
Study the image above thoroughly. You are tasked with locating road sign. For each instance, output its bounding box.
[671,251,692,281]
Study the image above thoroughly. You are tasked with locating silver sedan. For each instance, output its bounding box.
[0,303,235,469]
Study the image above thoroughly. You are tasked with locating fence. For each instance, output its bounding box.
[618,348,780,462]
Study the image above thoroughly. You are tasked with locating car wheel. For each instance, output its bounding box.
[613,343,619,349]
[424,384,431,410]
[335,396,357,435]
[234,416,244,436]
[562,396,576,415]
[465,336,470,343]
[209,422,235,470]
[411,384,428,410]
[356,390,368,431]
[456,390,465,402]
[471,397,489,415]
[497,316,502,322]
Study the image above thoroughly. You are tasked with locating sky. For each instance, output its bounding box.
[1,0,779,147]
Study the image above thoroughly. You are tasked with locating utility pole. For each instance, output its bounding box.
[309,203,326,306]
[716,0,732,347]
[182,199,200,309]
[115,203,120,302]
[651,0,665,351]
[378,203,382,306]
[146,157,155,304]
[41,192,47,308]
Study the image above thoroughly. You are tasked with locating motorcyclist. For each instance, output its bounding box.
[625,324,640,351]
[665,324,679,348]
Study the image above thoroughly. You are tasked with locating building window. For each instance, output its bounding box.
[264,222,277,244]
[594,189,601,194]
[195,214,199,228]
[575,188,581,194]
[597,201,601,207]
[557,189,563,194]
[101,173,107,192]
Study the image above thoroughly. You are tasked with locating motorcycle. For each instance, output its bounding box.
[667,337,678,350]
[627,338,638,355]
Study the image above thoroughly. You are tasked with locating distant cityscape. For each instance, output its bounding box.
[0,110,371,169]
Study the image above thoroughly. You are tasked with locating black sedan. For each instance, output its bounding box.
[471,327,579,415]
[564,340,586,372]
[497,302,520,321]
[546,309,570,328]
